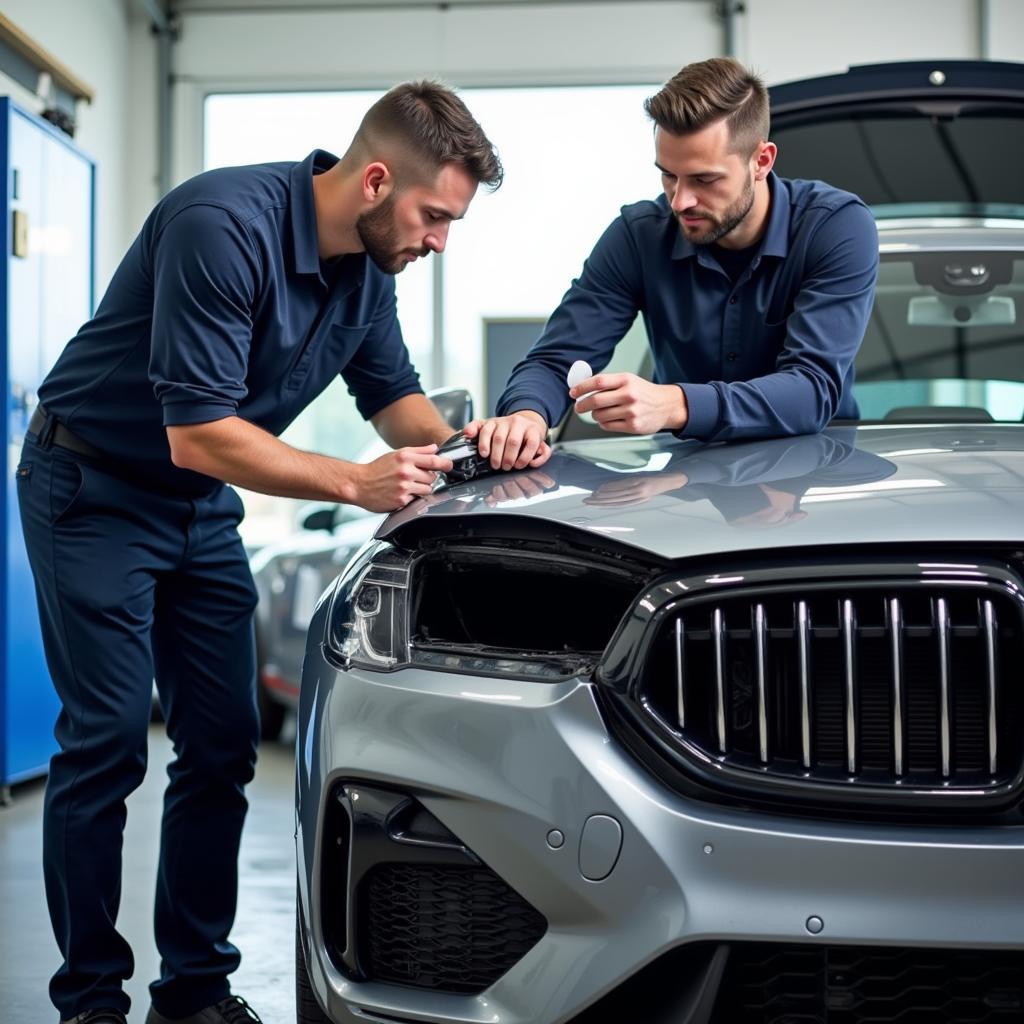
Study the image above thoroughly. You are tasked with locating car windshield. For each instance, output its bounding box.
[853,248,1024,422]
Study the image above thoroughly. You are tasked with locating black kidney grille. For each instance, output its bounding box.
[359,863,547,994]
[640,585,1024,792]
[712,944,1024,1023]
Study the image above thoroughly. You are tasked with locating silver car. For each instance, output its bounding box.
[296,61,1024,1024]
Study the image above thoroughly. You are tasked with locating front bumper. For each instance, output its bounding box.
[295,649,1024,1024]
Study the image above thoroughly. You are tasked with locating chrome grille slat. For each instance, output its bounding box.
[984,600,998,775]
[755,603,768,764]
[889,597,905,777]
[843,599,857,775]
[713,607,726,754]
[635,570,1024,802]
[674,617,685,730]
[798,601,812,769]
[937,597,952,778]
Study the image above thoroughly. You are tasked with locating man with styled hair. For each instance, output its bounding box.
[20,81,500,1024]
[465,57,879,468]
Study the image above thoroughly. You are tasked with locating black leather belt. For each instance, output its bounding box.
[28,405,105,460]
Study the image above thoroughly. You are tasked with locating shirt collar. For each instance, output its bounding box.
[289,149,340,277]
[758,172,790,258]
[670,170,790,262]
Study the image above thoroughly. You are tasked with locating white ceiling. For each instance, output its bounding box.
[171,0,700,11]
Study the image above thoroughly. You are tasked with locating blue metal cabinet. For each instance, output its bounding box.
[0,98,94,789]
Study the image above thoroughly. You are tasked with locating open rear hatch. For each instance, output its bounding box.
[768,60,1024,221]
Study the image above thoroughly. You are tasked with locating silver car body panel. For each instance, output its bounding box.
[296,649,1024,1024]
[875,220,1024,247]
[379,425,1024,562]
[298,422,1024,1024]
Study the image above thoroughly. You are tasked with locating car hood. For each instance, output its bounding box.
[378,425,1024,561]
[769,59,1024,219]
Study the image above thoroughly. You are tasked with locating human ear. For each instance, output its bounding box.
[753,141,777,181]
[362,161,393,201]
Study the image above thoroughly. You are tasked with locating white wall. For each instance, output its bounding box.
[125,7,161,245]
[3,0,1023,287]
[169,1,720,184]
[170,0,1024,186]
[990,0,1024,60]
[742,0,983,84]
[0,0,155,296]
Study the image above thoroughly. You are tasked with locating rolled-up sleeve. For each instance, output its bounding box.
[681,201,879,441]
[341,281,423,420]
[149,203,260,426]
[496,215,642,425]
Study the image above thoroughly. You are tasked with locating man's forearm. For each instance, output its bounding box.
[167,416,359,503]
[371,392,455,448]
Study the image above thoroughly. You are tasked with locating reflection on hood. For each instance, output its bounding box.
[379,425,1024,561]
[397,429,897,531]
[644,429,897,525]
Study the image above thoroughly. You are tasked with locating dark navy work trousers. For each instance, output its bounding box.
[17,435,260,1020]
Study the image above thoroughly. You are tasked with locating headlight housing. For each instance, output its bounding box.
[326,540,411,669]
[324,536,654,681]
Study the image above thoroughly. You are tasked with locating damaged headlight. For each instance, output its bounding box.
[325,540,412,670]
[325,537,651,681]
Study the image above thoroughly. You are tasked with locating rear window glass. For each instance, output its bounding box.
[773,111,1024,221]
[854,250,1024,422]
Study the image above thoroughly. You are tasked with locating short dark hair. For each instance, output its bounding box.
[644,57,769,155]
[357,80,503,190]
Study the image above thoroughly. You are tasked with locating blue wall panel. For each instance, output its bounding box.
[0,99,94,787]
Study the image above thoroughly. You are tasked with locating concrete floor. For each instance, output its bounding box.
[0,721,298,1022]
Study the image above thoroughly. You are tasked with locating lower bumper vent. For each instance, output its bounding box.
[320,783,546,995]
[360,863,547,993]
[712,944,1024,1023]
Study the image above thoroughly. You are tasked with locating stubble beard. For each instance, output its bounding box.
[356,194,408,275]
[681,172,756,247]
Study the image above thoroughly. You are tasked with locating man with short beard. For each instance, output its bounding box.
[465,57,879,470]
[20,81,500,1024]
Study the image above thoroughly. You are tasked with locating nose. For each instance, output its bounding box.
[424,223,450,254]
[670,183,698,215]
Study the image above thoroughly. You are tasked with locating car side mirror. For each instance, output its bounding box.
[300,505,337,532]
[427,386,473,430]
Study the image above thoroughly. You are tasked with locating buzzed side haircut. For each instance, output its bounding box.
[644,57,769,156]
[356,80,503,190]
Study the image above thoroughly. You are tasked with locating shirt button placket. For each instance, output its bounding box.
[724,289,740,376]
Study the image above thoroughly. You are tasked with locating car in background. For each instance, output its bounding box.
[293,60,1024,1024]
[251,389,471,740]
[251,505,380,739]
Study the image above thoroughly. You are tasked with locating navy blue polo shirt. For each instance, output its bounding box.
[38,150,422,495]
[497,173,879,441]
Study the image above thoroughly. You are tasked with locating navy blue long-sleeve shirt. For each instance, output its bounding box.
[496,173,879,441]
[39,149,423,495]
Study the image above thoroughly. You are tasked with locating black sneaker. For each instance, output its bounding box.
[145,995,262,1024]
[60,1012,128,1024]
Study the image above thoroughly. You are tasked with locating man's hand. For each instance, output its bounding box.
[484,470,557,507]
[570,373,688,434]
[463,411,551,471]
[348,445,454,512]
[584,471,689,507]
